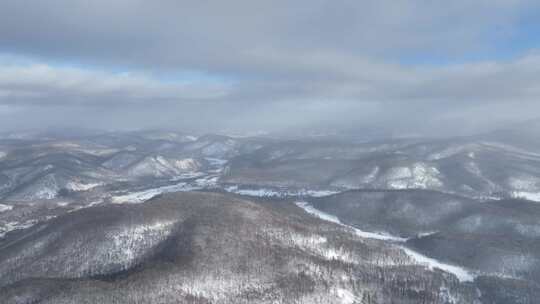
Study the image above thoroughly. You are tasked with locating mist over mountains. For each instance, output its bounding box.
[0,122,539,303]
[2,1,540,303]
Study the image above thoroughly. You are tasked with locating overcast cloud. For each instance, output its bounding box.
[0,0,539,136]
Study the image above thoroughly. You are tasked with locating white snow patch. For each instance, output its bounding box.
[75,148,119,156]
[512,191,540,202]
[0,151,6,159]
[410,163,443,188]
[387,167,412,180]
[195,176,219,187]
[416,231,439,238]
[127,156,200,178]
[0,204,13,212]
[384,163,442,189]
[508,176,540,191]
[304,190,340,197]
[427,144,479,161]
[0,219,38,237]
[225,186,339,198]
[108,220,176,267]
[352,229,408,242]
[169,172,206,181]
[333,288,358,304]
[295,201,407,242]
[295,201,475,283]
[362,166,379,183]
[439,286,461,304]
[111,182,201,204]
[205,157,228,166]
[176,275,241,300]
[286,233,355,263]
[66,181,103,192]
[231,188,281,197]
[88,199,103,207]
[401,247,475,282]
[295,201,342,224]
[320,247,355,263]
[465,161,481,176]
[34,186,58,200]
[465,161,499,192]
[428,146,466,161]
[387,180,409,189]
[172,158,199,171]
[515,223,540,238]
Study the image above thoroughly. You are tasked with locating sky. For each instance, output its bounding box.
[0,0,540,136]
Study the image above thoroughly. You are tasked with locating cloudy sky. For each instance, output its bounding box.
[1,0,539,136]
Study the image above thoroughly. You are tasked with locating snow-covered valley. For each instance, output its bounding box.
[1,130,540,303]
[294,201,475,282]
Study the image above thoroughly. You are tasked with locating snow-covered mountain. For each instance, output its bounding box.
[0,192,484,303]
[224,136,540,201]
[1,129,540,303]
[309,189,540,283]
[0,131,250,201]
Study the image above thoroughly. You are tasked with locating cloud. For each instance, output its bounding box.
[1,0,536,69]
[0,0,539,134]
[0,63,230,106]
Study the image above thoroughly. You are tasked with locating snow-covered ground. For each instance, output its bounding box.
[224,185,339,198]
[362,166,379,184]
[66,181,103,192]
[294,201,475,283]
[512,191,540,202]
[0,204,13,213]
[464,160,500,193]
[508,176,539,190]
[169,172,206,181]
[108,156,230,204]
[0,219,38,238]
[332,287,359,304]
[481,141,540,160]
[110,220,176,265]
[111,182,201,204]
[194,176,219,187]
[507,176,540,202]
[400,247,474,282]
[416,231,439,238]
[111,172,221,204]
[383,163,443,190]
[427,144,477,161]
[126,156,201,178]
[295,201,406,242]
[205,157,228,166]
[33,185,59,200]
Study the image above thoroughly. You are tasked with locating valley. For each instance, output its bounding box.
[1,127,540,303]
